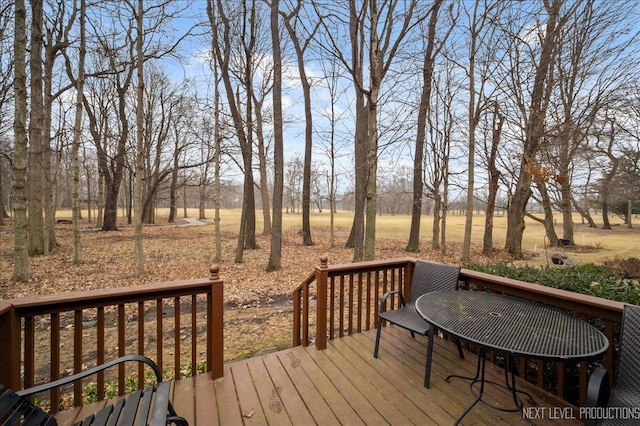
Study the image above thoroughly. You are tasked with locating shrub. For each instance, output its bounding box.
[465,262,640,305]
[604,257,640,279]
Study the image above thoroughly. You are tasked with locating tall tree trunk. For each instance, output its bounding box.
[254,104,271,235]
[28,0,45,256]
[571,193,597,228]
[213,60,222,262]
[207,0,255,262]
[168,130,179,223]
[240,1,257,252]
[345,3,366,261]
[0,163,6,224]
[43,36,59,254]
[84,147,92,223]
[505,0,561,258]
[96,166,104,228]
[483,101,503,254]
[133,0,145,275]
[13,0,30,281]
[441,165,449,256]
[71,0,86,264]
[363,0,381,262]
[266,0,283,271]
[281,4,315,246]
[407,0,441,253]
[198,178,207,219]
[432,195,441,250]
[535,175,559,246]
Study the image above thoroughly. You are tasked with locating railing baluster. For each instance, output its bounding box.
[329,277,335,340]
[604,319,615,389]
[50,313,60,411]
[348,275,354,335]
[557,360,565,398]
[156,299,163,373]
[293,290,301,346]
[357,273,363,333]
[192,294,197,375]
[365,272,371,331]
[97,307,105,400]
[74,310,83,406]
[536,359,544,387]
[383,269,390,309]
[118,304,125,396]
[339,276,344,338]
[24,316,35,391]
[138,301,144,388]
[175,296,181,379]
[374,270,380,325]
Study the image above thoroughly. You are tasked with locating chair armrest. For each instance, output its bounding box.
[378,290,406,314]
[585,367,610,426]
[16,354,163,397]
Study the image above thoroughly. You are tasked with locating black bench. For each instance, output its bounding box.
[0,355,187,426]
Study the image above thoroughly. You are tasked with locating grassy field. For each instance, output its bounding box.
[209,208,639,265]
[59,207,640,267]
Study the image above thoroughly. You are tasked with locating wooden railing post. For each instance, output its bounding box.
[209,264,224,379]
[315,256,329,350]
[0,302,21,390]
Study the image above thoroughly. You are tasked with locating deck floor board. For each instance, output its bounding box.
[55,328,582,426]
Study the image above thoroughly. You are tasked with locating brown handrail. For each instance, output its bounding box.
[292,256,625,408]
[0,265,224,412]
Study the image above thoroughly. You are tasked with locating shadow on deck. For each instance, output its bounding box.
[56,327,582,426]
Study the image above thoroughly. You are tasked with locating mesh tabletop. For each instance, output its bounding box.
[416,291,609,360]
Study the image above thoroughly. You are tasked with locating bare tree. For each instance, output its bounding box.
[315,57,350,247]
[280,0,321,246]
[482,100,503,254]
[266,0,283,271]
[28,0,45,255]
[504,0,568,258]
[250,54,273,235]
[0,3,14,225]
[543,0,640,244]
[133,0,145,274]
[317,0,430,260]
[212,56,223,261]
[207,0,261,263]
[427,62,457,253]
[82,10,135,231]
[459,0,503,262]
[70,0,86,264]
[13,0,30,281]
[407,0,446,253]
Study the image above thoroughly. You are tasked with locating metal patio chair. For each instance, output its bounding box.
[586,303,640,426]
[373,260,463,384]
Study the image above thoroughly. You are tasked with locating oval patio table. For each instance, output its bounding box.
[416,290,609,425]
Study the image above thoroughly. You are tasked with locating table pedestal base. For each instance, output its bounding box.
[446,350,536,425]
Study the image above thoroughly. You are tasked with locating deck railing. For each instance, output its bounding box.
[292,256,625,407]
[0,265,224,412]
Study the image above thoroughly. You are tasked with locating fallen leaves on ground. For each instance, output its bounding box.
[0,220,510,362]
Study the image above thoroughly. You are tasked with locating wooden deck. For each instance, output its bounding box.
[56,327,582,425]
